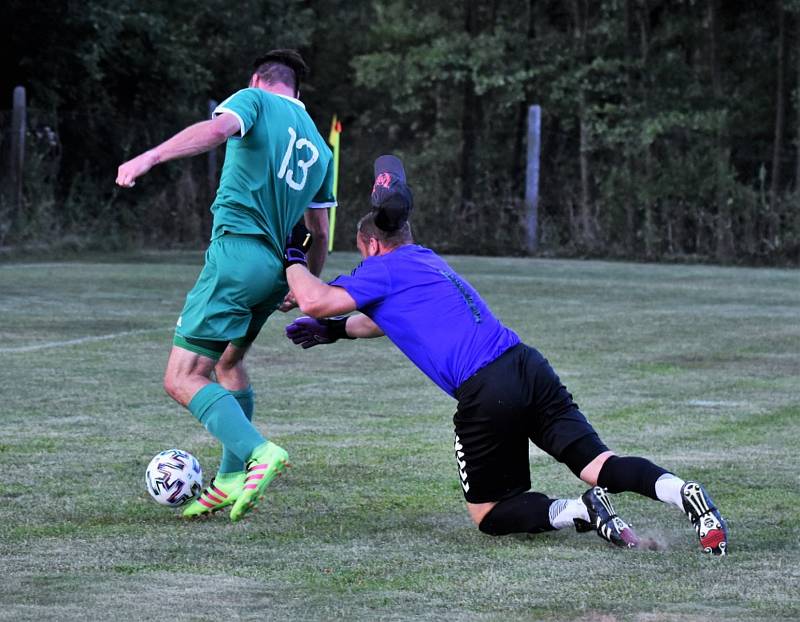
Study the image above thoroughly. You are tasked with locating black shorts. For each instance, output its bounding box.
[453,343,607,503]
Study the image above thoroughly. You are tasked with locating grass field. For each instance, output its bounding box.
[1,251,799,621]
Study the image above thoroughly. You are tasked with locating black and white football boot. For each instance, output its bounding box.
[681,481,728,556]
[575,486,639,549]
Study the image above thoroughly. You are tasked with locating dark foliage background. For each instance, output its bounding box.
[2,0,800,263]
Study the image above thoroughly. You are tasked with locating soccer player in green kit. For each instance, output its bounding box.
[116,50,335,521]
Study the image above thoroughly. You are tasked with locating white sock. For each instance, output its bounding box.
[549,497,590,530]
[655,473,686,510]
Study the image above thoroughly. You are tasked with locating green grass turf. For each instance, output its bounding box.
[1,252,798,621]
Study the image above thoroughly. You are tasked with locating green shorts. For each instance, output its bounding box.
[174,234,287,359]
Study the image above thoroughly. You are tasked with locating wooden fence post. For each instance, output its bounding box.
[524,104,541,254]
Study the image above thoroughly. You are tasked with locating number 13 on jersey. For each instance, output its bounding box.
[278,127,319,191]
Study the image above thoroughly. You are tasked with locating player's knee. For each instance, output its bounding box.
[560,433,613,480]
[478,523,501,535]
[476,505,505,536]
[477,513,503,535]
[579,450,615,486]
[476,493,556,536]
[467,502,496,528]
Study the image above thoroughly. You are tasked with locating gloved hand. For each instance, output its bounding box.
[285,316,353,348]
[284,220,313,268]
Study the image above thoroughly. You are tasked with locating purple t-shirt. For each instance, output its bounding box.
[330,245,520,397]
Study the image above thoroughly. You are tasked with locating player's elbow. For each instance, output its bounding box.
[293,284,334,318]
[210,125,232,145]
[295,295,327,319]
[288,274,352,319]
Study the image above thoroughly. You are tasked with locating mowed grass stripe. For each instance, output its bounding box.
[0,328,171,353]
[1,253,798,621]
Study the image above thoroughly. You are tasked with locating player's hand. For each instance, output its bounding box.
[116,150,159,188]
[285,316,351,348]
[284,220,313,268]
[278,291,298,313]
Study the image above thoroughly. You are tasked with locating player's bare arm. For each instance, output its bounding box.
[116,113,240,188]
[285,264,357,318]
[303,208,330,277]
[285,312,383,349]
[278,208,331,312]
[343,313,383,338]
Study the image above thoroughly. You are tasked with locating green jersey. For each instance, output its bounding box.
[211,88,336,256]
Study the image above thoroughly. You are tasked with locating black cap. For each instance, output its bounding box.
[371,155,413,232]
[252,49,309,94]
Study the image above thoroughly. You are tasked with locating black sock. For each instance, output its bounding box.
[478,492,556,536]
[597,456,669,501]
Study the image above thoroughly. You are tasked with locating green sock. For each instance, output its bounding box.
[218,386,254,474]
[188,383,265,464]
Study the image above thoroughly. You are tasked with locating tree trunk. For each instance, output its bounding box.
[460,81,477,211]
[572,0,596,249]
[710,0,733,260]
[623,0,636,253]
[796,10,800,191]
[578,114,594,247]
[459,0,484,213]
[770,0,786,204]
[637,1,655,257]
[511,0,537,195]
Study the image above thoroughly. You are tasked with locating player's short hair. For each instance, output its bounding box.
[357,212,413,248]
[252,49,309,93]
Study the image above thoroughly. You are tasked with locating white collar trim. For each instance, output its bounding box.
[274,93,306,109]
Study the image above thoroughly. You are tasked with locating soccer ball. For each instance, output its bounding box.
[145,449,203,507]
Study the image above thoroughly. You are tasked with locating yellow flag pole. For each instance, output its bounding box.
[328,115,342,252]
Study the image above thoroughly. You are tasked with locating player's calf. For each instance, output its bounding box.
[477,492,556,535]
[476,488,639,551]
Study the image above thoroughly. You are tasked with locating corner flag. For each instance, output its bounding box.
[328,115,342,251]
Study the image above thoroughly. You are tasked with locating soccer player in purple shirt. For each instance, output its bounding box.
[282,156,729,555]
